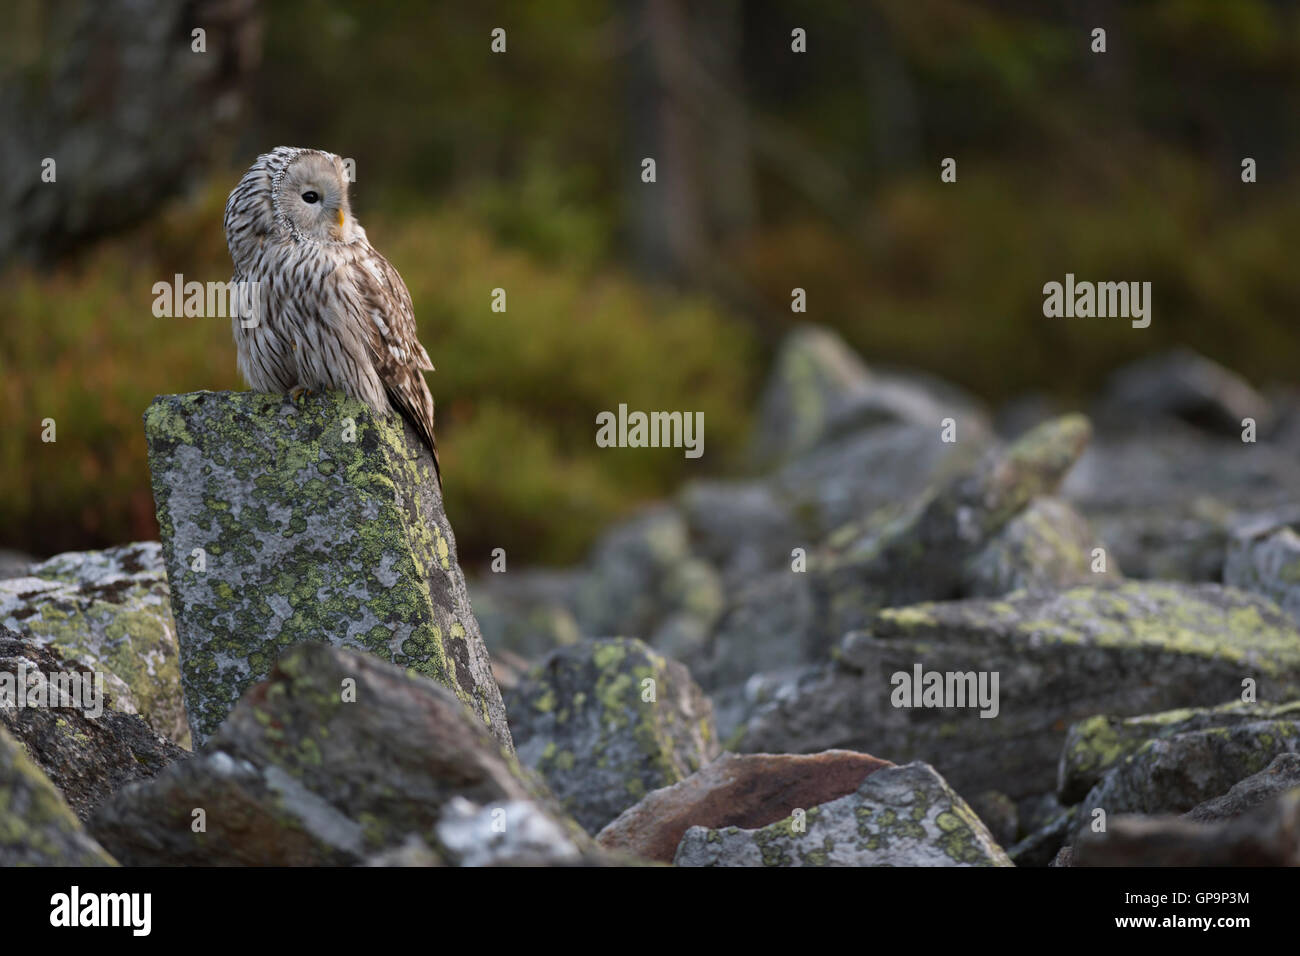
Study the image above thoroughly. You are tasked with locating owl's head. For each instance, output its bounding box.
[225,147,358,257]
[273,150,355,242]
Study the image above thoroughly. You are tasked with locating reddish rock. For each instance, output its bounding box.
[596,750,893,863]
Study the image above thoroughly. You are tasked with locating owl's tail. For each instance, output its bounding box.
[387,377,442,490]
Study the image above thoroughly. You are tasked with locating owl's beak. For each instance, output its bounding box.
[336,209,345,229]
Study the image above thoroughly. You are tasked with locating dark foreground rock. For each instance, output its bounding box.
[0,627,186,819]
[596,750,893,863]
[0,725,116,866]
[507,638,719,834]
[88,643,575,866]
[143,390,510,751]
[674,762,1011,867]
[1070,791,1300,866]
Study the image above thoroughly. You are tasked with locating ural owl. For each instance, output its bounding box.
[223,146,441,485]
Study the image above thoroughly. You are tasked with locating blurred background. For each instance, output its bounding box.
[2,0,1297,567]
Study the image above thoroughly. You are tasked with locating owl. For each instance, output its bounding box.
[223,146,441,486]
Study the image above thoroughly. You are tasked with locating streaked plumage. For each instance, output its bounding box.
[223,146,441,485]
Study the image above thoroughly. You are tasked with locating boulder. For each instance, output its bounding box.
[1225,513,1300,628]
[739,583,1300,799]
[1058,700,1300,804]
[506,638,719,834]
[1070,791,1300,866]
[0,725,116,866]
[87,643,570,866]
[1185,752,1300,824]
[0,627,186,819]
[595,750,893,863]
[673,762,1011,867]
[0,541,188,747]
[1093,348,1273,438]
[1072,712,1300,842]
[143,390,510,751]
[810,414,1092,638]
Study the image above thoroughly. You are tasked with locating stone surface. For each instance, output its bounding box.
[1070,791,1300,866]
[810,414,1093,638]
[962,496,1118,597]
[1185,752,1300,824]
[739,583,1300,799]
[0,627,186,819]
[1094,348,1273,437]
[1073,713,1300,842]
[507,637,719,834]
[1061,424,1299,580]
[679,479,800,585]
[572,507,724,656]
[88,643,568,866]
[1058,700,1300,804]
[143,390,510,751]
[0,724,117,866]
[0,541,188,747]
[596,749,893,863]
[1225,514,1300,628]
[674,761,1011,867]
[470,568,582,660]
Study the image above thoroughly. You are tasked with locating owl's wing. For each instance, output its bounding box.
[349,244,441,487]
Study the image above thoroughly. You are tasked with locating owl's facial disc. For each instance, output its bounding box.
[279,152,352,241]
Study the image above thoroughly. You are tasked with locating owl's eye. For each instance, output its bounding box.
[301,191,320,204]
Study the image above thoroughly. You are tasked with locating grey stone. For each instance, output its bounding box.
[506,637,719,834]
[0,542,187,747]
[1058,700,1300,804]
[673,761,1011,867]
[739,583,1300,799]
[0,724,116,866]
[143,390,510,751]
[88,643,569,866]
[0,627,186,819]
[1185,752,1300,824]
[1071,790,1300,866]
[1225,514,1300,628]
[1073,714,1300,843]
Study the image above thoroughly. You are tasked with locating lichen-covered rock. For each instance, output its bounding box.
[1185,752,1300,824]
[739,583,1300,799]
[1058,700,1300,804]
[0,725,117,866]
[596,750,893,863]
[1072,714,1300,843]
[770,422,985,541]
[673,761,1011,867]
[1062,424,1300,580]
[143,390,510,751]
[679,480,801,585]
[811,414,1092,638]
[1093,348,1273,438]
[507,638,720,834]
[470,568,583,660]
[962,496,1119,597]
[0,627,187,819]
[87,643,572,866]
[1070,790,1300,866]
[1225,514,1300,627]
[0,542,188,747]
[572,507,724,655]
[748,325,875,468]
[749,325,987,469]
